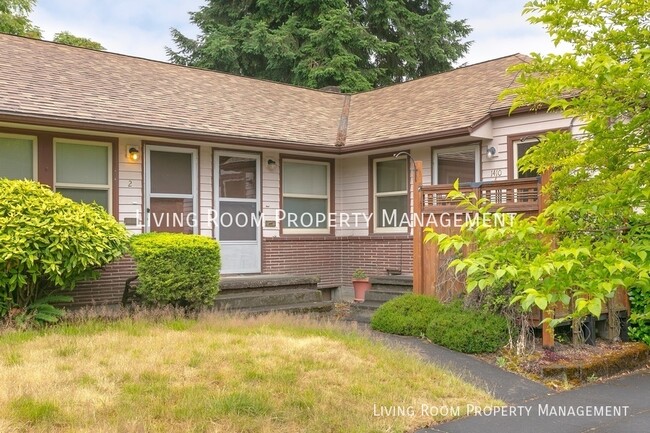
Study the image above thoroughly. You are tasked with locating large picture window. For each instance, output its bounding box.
[54,140,111,212]
[433,144,480,184]
[0,134,36,180]
[282,160,330,233]
[374,157,408,232]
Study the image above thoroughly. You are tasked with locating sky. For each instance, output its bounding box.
[31,0,566,66]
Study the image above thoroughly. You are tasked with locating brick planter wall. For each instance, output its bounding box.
[69,255,136,307]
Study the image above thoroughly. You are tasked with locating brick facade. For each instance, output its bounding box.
[70,255,136,307]
[262,235,413,287]
[71,237,412,306]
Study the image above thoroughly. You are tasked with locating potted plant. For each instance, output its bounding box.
[352,268,371,302]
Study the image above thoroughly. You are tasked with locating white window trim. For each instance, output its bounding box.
[0,132,38,180]
[282,159,331,235]
[374,156,408,234]
[432,144,480,185]
[513,139,538,179]
[53,138,112,213]
[144,144,199,234]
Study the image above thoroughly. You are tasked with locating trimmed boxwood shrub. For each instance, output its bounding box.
[129,233,220,309]
[0,179,128,323]
[371,294,449,336]
[426,309,508,353]
[628,285,650,346]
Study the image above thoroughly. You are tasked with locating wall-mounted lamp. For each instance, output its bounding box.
[127,145,140,162]
[486,146,498,158]
[266,158,277,169]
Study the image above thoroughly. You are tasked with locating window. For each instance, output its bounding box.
[374,157,408,232]
[282,160,330,233]
[433,144,480,184]
[0,134,37,180]
[54,140,111,212]
[514,140,538,179]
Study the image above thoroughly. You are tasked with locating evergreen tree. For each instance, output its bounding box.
[167,0,471,92]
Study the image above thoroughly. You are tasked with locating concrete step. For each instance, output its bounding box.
[364,289,407,303]
[236,301,333,315]
[351,300,384,311]
[215,289,322,310]
[220,275,320,294]
[345,308,374,324]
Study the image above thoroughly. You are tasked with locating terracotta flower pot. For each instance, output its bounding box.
[352,278,371,302]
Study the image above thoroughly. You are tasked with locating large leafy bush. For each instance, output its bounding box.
[370,294,448,336]
[0,179,128,323]
[129,233,220,309]
[426,309,508,354]
[628,285,650,346]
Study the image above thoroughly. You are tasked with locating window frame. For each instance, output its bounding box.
[513,139,539,179]
[432,143,481,185]
[53,138,112,213]
[0,132,38,180]
[281,158,331,235]
[373,156,409,234]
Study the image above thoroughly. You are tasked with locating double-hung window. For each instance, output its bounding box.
[54,139,112,212]
[432,144,480,184]
[0,134,37,180]
[374,157,408,232]
[282,160,330,233]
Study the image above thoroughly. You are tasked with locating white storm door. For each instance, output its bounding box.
[214,152,261,274]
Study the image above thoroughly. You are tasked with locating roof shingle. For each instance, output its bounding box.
[0,34,526,149]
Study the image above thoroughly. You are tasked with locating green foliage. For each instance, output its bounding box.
[425,308,508,353]
[424,0,650,338]
[352,268,366,279]
[167,0,471,92]
[628,285,650,346]
[0,0,41,38]
[0,179,128,323]
[129,233,221,309]
[53,31,105,50]
[370,294,448,336]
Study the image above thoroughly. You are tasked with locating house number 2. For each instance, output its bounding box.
[128,180,133,187]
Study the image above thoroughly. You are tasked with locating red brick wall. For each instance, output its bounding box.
[73,237,412,306]
[69,255,136,306]
[262,235,412,287]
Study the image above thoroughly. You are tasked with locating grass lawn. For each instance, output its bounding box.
[0,313,499,433]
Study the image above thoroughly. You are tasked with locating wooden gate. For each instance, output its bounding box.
[412,161,546,297]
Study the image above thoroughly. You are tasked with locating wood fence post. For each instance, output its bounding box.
[412,161,423,295]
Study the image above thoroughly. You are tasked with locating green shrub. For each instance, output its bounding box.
[0,179,128,323]
[628,285,650,346]
[426,309,508,353]
[370,294,450,336]
[129,233,221,309]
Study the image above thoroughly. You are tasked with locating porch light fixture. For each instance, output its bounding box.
[127,145,140,162]
[266,158,277,169]
[486,146,498,158]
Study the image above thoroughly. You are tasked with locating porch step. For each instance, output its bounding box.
[242,301,333,315]
[220,275,320,294]
[348,275,414,323]
[214,289,323,310]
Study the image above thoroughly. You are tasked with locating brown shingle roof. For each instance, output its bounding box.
[0,34,526,150]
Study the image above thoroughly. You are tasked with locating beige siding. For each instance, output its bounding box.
[482,111,574,181]
[199,145,213,236]
[118,138,143,234]
[262,151,281,238]
[336,155,370,236]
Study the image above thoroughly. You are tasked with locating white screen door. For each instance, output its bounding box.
[145,145,198,234]
[215,152,261,274]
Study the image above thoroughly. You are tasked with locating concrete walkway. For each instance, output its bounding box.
[367,330,650,433]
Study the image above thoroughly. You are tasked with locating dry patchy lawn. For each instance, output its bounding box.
[0,313,499,432]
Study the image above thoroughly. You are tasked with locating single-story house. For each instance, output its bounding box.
[0,34,576,303]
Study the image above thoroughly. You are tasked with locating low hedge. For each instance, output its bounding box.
[129,233,221,309]
[628,285,650,346]
[426,309,508,354]
[370,294,448,336]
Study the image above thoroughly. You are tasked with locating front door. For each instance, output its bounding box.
[214,152,261,274]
